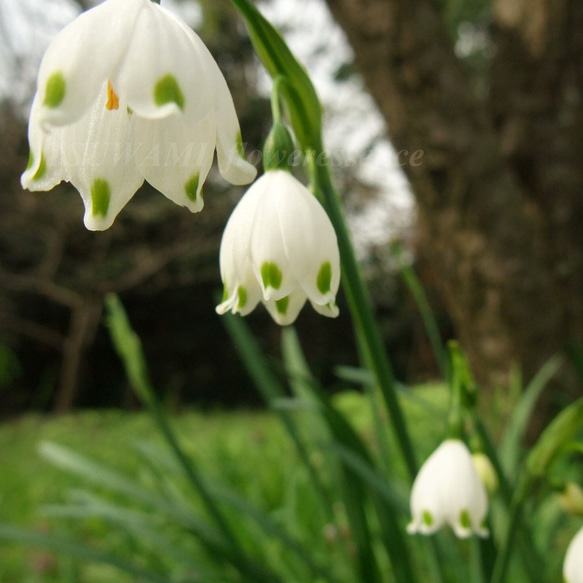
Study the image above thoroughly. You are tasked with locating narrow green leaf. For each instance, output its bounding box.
[221,312,334,521]
[0,523,169,583]
[394,243,447,378]
[526,397,583,477]
[472,415,544,583]
[105,295,284,583]
[38,441,221,543]
[133,441,340,583]
[281,328,416,583]
[499,355,563,476]
[327,442,407,512]
[42,494,212,580]
[208,483,339,583]
[229,0,322,151]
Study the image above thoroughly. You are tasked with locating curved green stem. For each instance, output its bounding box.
[308,148,418,480]
[447,343,466,439]
[270,75,287,123]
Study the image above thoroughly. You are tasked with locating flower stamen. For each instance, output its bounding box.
[106,80,120,111]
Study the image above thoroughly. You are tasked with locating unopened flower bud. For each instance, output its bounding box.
[472,452,498,495]
[558,482,583,516]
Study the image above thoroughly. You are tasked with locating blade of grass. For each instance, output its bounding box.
[471,416,544,583]
[221,311,334,522]
[104,295,283,583]
[42,493,213,581]
[104,296,235,542]
[393,243,447,378]
[327,442,407,511]
[312,382,414,583]
[133,439,341,583]
[39,441,219,543]
[281,327,417,583]
[0,524,170,583]
[499,355,563,476]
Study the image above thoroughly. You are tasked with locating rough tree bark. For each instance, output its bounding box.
[323,0,583,396]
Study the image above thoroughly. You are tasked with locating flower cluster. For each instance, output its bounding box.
[22,0,256,230]
[23,0,341,325]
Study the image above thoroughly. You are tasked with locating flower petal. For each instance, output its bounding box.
[564,526,583,583]
[219,175,265,280]
[271,171,340,305]
[49,84,144,230]
[264,288,307,325]
[112,2,211,125]
[439,442,488,537]
[248,174,298,301]
[35,0,144,127]
[310,300,340,319]
[216,178,266,316]
[182,25,257,185]
[216,278,262,318]
[21,97,66,192]
[133,113,215,213]
[408,440,488,538]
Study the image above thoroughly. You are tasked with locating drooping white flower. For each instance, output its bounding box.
[21,0,256,231]
[216,169,340,325]
[407,439,489,538]
[564,526,583,583]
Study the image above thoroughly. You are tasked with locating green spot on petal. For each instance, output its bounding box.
[26,151,34,171]
[422,511,433,527]
[261,262,282,290]
[185,173,200,202]
[275,296,289,315]
[32,154,47,181]
[237,286,247,309]
[316,261,332,295]
[221,286,229,303]
[460,510,471,529]
[43,72,66,108]
[236,131,245,158]
[91,178,111,218]
[154,74,185,111]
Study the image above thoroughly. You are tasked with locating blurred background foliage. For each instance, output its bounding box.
[1,0,581,421]
[0,0,456,416]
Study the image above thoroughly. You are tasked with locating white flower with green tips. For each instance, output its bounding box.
[407,439,489,538]
[216,169,340,325]
[21,0,256,230]
[564,526,583,583]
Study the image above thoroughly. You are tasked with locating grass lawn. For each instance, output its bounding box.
[0,385,454,582]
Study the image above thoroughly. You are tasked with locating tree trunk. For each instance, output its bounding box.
[323,0,583,398]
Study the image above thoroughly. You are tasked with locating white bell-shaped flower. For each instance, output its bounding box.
[21,0,256,231]
[407,439,489,538]
[216,169,340,325]
[564,526,583,583]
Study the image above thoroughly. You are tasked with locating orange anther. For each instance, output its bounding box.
[106,80,120,111]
